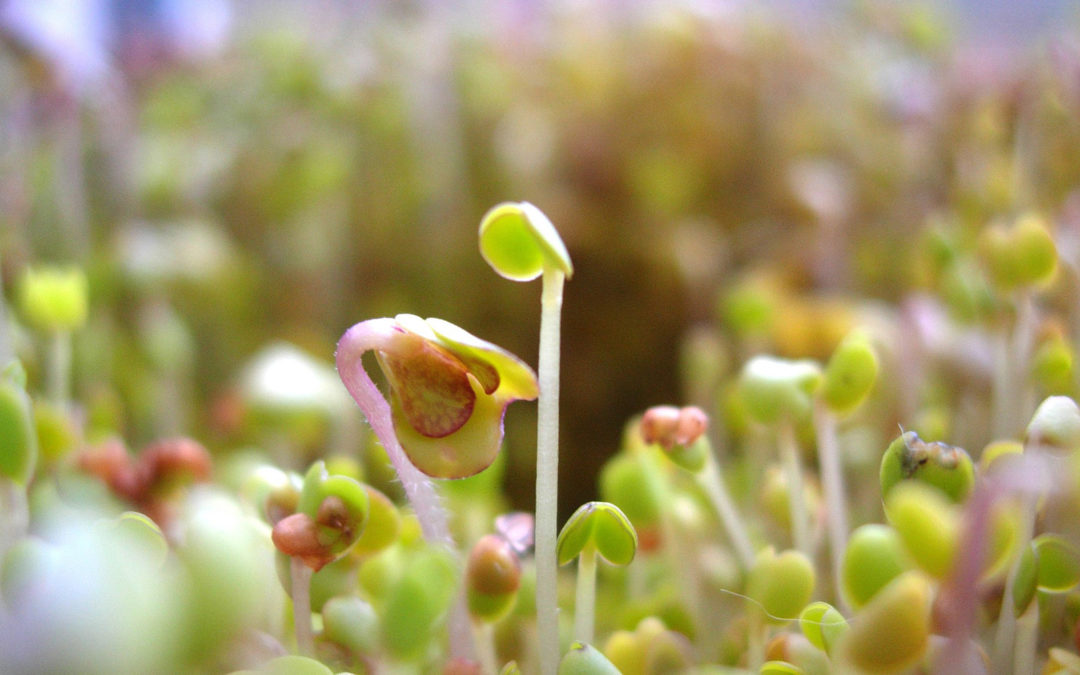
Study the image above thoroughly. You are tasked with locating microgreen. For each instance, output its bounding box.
[479,201,571,675]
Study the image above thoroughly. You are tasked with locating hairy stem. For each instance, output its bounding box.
[290,557,314,657]
[813,399,849,610]
[573,548,597,646]
[699,453,755,570]
[536,268,565,675]
[336,321,475,661]
[336,321,452,546]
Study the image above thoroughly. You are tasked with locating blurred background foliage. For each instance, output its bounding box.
[2,0,1080,518]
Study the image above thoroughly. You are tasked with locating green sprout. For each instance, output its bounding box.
[16,266,88,409]
[640,405,755,569]
[271,461,369,655]
[479,201,572,675]
[879,430,975,503]
[814,330,879,610]
[835,571,931,673]
[739,356,823,556]
[557,501,637,646]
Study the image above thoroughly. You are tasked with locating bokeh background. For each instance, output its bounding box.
[3,0,1080,520]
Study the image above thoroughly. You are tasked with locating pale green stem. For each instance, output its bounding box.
[993,493,1037,675]
[991,321,1013,440]
[290,557,314,657]
[535,268,565,675]
[779,421,811,557]
[573,548,597,646]
[639,449,702,632]
[1012,604,1039,675]
[474,621,498,675]
[699,453,755,570]
[48,330,72,410]
[813,398,849,611]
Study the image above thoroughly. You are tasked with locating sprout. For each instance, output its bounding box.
[835,571,932,673]
[466,534,522,622]
[841,525,909,610]
[745,547,816,626]
[977,213,1058,293]
[336,314,537,553]
[16,266,88,334]
[1025,395,1080,452]
[884,481,958,579]
[557,501,638,644]
[820,331,879,415]
[271,461,369,656]
[879,431,975,503]
[558,641,621,675]
[479,201,571,675]
[0,363,36,486]
[798,602,848,656]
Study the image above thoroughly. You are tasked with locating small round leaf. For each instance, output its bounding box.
[479,202,573,281]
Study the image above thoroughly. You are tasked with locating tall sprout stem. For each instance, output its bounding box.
[536,267,565,675]
[813,399,849,610]
[573,548,597,645]
[779,420,811,557]
[290,557,314,657]
[699,453,755,570]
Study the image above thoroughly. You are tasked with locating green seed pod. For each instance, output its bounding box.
[799,601,848,655]
[478,202,573,281]
[17,266,89,332]
[739,356,823,426]
[841,525,909,610]
[321,595,379,655]
[466,534,521,622]
[879,431,974,503]
[0,368,37,484]
[884,482,958,579]
[836,571,931,673]
[557,501,638,567]
[746,547,816,625]
[820,331,879,415]
[978,213,1058,292]
[559,641,621,675]
[1026,396,1080,452]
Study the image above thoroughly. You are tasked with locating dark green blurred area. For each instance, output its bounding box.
[3,1,1080,519]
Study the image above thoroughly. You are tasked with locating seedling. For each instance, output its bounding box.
[557,501,637,645]
[479,201,572,675]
